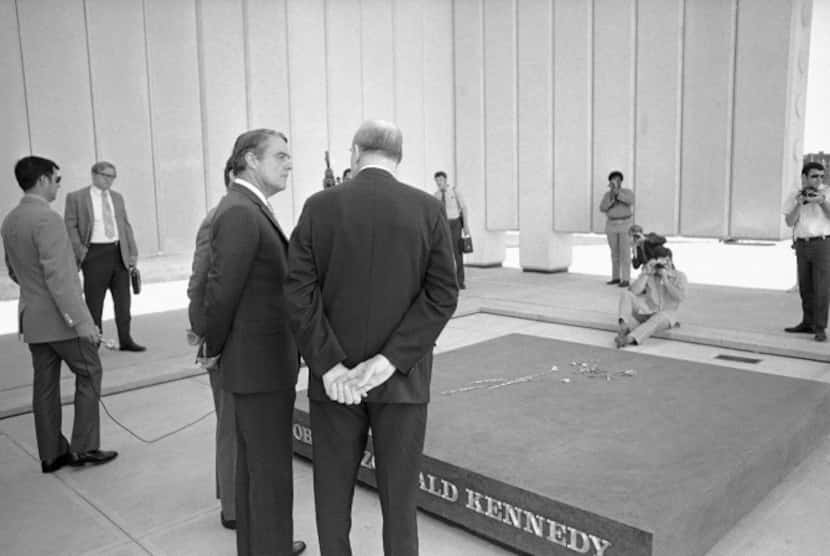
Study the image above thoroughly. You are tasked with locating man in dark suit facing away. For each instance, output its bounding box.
[64,161,144,351]
[203,129,306,556]
[286,120,459,556]
[1,156,117,473]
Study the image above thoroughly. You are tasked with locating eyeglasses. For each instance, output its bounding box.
[808,174,825,180]
[95,171,117,179]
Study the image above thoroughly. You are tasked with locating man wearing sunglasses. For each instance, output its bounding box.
[64,162,144,352]
[2,156,117,472]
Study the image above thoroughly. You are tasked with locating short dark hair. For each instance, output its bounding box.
[802,161,825,176]
[608,170,624,182]
[227,129,288,175]
[434,171,447,179]
[14,156,59,191]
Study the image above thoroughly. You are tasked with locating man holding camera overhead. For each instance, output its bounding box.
[783,161,830,342]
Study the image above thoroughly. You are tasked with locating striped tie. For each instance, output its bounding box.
[101,190,116,239]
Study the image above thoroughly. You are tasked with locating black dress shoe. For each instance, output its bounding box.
[816,329,827,342]
[606,279,620,285]
[119,342,146,352]
[293,540,307,555]
[618,280,630,287]
[785,323,814,333]
[69,449,118,467]
[41,451,72,473]
[220,513,236,530]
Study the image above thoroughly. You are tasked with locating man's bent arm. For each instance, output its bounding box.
[380,215,458,374]
[285,203,346,378]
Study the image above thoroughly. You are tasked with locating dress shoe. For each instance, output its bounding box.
[618,280,630,287]
[119,342,146,352]
[292,540,307,555]
[220,512,236,530]
[606,279,620,285]
[816,329,827,342]
[69,449,118,467]
[41,451,72,473]
[785,323,814,333]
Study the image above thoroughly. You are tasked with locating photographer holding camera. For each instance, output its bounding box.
[615,245,687,348]
[783,161,830,342]
[600,170,635,287]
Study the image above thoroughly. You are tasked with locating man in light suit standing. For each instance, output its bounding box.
[286,120,459,555]
[1,156,118,473]
[64,161,145,352]
[204,129,306,556]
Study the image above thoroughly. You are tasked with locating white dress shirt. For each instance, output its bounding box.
[89,185,119,243]
[233,178,271,212]
[783,184,830,238]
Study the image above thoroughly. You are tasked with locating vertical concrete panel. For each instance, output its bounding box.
[0,0,30,227]
[634,0,683,235]
[679,0,735,238]
[197,0,247,208]
[423,0,455,192]
[361,0,395,121]
[781,0,812,231]
[145,0,205,254]
[393,0,426,190]
[85,0,158,256]
[517,0,571,272]
[17,0,95,212]
[246,0,294,228]
[731,0,795,238]
[483,0,518,230]
[286,0,328,217]
[454,0,505,265]
[592,0,635,233]
[325,0,363,182]
[553,0,592,232]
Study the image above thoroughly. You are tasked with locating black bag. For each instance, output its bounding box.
[459,234,473,254]
[458,213,473,253]
[130,267,142,295]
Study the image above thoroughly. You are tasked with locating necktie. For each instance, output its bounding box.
[101,190,116,239]
[440,190,447,218]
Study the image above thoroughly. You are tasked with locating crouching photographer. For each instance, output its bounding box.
[615,245,687,348]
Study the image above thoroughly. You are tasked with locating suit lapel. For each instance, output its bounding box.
[230,184,288,245]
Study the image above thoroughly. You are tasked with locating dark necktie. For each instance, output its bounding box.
[441,190,447,218]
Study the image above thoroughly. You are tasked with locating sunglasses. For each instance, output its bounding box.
[95,171,117,179]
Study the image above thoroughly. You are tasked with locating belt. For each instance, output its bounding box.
[608,216,632,221]
[795,235,830,243]
[89,241,120,246]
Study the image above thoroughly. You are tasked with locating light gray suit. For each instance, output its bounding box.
[1,194,103,462]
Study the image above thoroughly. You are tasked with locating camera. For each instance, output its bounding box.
[800,186,820,204]
[653,263,665,271]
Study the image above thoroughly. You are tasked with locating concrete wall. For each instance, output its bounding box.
[0,0,814,272]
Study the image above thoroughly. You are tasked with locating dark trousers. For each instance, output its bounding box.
[208,367,236,520]
[310,400,428,556]
[81,242,132,345]
[234,390,296,556]
[29,338,102,462]
[796,237,830,331]
[448,218,465,288]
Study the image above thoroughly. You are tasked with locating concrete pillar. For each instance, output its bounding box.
[454,0,505,267]
[517,0,572,272]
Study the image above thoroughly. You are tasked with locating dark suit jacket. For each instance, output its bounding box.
[186,206,218,337]
[285,167,459,404]
[204,184,299,394]
[1,195,95,343]
[64,185,138,269]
